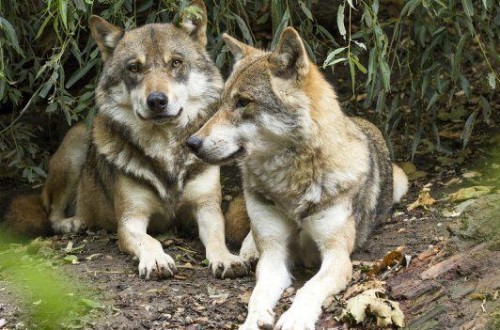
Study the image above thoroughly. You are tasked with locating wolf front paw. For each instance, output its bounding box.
[275,307,316,330]
[209,252,250,279]
[239,232,259,267]
[239,310,275,330]
[51,216,84,234]
[139,251,177,280]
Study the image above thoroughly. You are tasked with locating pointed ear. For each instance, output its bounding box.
[89,15,124,61]
[222,33,254,62]
[179,0,208,46]
[269,27,310,80]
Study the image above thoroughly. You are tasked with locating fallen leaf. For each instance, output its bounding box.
[408,170,428,181]
[341,289,405,327]
[407,188,436,211]
[447,186,494,202]
[441,199,476,217]
[368,246,404,277]
[239,290,252,304]
[63,255,79,264]
[462,171,482,179]
[85,253,102,261]
[343,280,386,300]
[398,162,416,175]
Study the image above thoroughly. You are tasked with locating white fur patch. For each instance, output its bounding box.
[393,164,409,203]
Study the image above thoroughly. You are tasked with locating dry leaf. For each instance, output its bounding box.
[447,186,494,202]
[341,289,405,327]
[441,199,476,217]
[398,162,416,175]
[407,187,436,211]
[368,246,404,277]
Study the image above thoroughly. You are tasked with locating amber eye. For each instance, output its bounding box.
[235,98,251,108]
[171,59,183,68]
[128,63,141,73]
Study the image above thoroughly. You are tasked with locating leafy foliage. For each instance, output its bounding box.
[0,0,498,182]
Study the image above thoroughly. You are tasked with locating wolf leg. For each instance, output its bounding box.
[275,204,356,330]
[51,216,84,233]
[239,191,295,330]
[184,166,249,279]
[118,216,177,279]
[239,231,259,263]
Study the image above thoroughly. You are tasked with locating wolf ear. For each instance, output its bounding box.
[222,33,254,62]
[269,27,310,80]
[89,15,124,61]
[179,0,208,47]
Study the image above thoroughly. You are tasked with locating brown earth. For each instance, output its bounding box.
[1,137,499,330]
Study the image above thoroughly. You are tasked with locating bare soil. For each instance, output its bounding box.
[1,138,499,330]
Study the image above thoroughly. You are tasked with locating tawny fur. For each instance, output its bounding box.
[4,194,51,237]
[190,27,409,330]
[224,194,251,248]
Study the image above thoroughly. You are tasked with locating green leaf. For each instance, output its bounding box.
[480,96,491,124]
[410,129,423,161]
[380,60,391,92]
[233,14,253,45]
[348,56,356,93]
[337,4,346,40]
[461,0,474,16]
[59,0,69,30]
[401,0,421,16]
[351,55,367,74]
[461,111,477,148]
[323,47,347,67]
[63,255,79,264]
[299,1,313,21]
[271,9,290,49]
[65,58,98,89]
[0,17,23,55]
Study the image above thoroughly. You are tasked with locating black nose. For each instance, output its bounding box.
[186,136,203,152]
[147,92,168,112]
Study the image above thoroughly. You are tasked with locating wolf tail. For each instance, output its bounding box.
[392,164,409,203]
[224,194,250,249]
[3,193,52,238]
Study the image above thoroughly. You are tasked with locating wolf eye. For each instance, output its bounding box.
[171,59,183,68]
[128,63,141,73]
[235,98,251,108]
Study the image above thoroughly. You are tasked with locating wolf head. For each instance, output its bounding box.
[187,27,331,164]
[90,0,222,128]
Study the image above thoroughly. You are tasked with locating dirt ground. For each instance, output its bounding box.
[1,132,499,329]
[0,149,500,329]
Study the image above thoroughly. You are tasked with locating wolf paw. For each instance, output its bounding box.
[139,251,177,280]
[275,308,316,330]
[239,233,259,266]
[52,216,84,234]
[239,310,275,330]
[209,252,250,279]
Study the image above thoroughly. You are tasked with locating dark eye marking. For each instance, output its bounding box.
[235,97,251,109]
[171,58,183,69]
[127,62,141,73]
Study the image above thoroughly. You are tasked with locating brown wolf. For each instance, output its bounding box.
[187,27,408,329]
[5,0,249,280]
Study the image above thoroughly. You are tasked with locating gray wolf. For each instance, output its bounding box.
[5,0,249,280]
[187,27,408,329]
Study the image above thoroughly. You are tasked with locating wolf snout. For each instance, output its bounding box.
[186,136,203,152]
[147,92,168,112]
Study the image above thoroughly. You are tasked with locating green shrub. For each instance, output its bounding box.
[0,0,498,182]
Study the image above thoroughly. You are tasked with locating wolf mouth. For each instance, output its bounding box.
[138,108,184,123]
[212,145,246,164]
